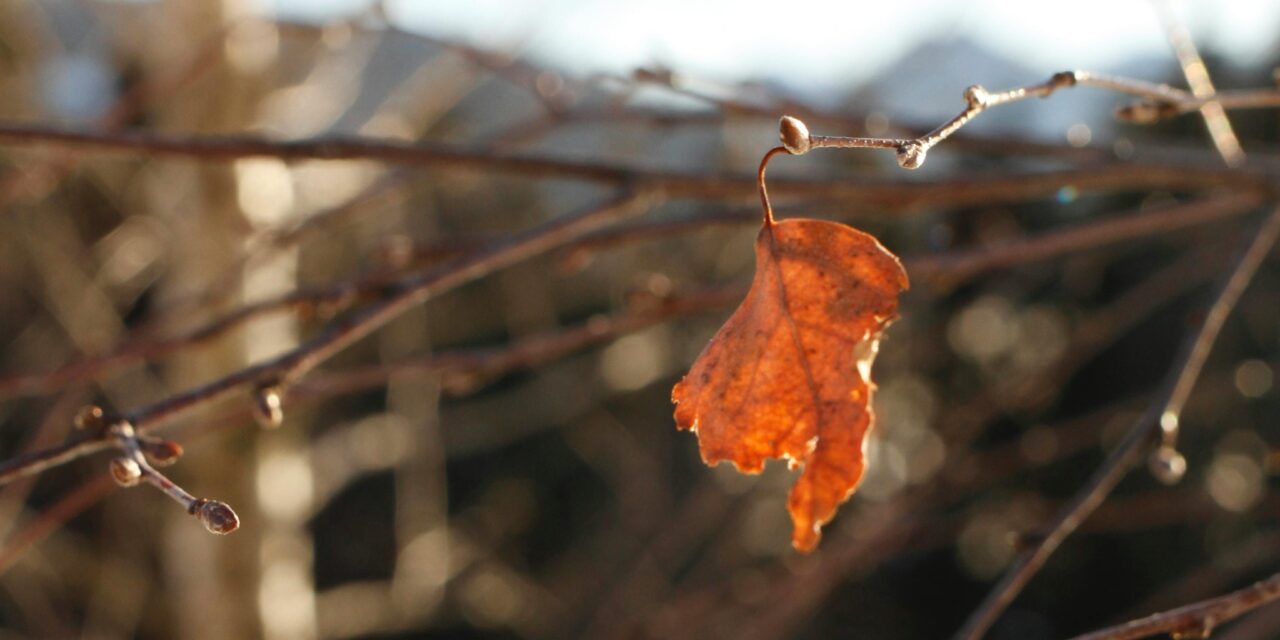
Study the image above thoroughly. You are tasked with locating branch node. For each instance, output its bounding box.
[107,419,137,440]
[963,84,989,108]
[1049,71,1079,88]
[109,457,142,487]
[895,141,927,169]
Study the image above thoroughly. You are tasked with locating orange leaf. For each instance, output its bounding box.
[672,216,908,551]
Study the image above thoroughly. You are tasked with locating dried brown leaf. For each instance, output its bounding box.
[673,216,907,551]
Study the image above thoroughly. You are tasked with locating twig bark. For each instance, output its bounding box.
[1069,571,1280,640]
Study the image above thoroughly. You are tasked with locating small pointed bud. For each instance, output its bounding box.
[896,142,927,169]
[109,457,142,487]
[1149,446,1187,485]
[74,405,106,431]
[779,116,811,155]
[192,499,240,535]
[141,438,184,466]
[252,384,284,429]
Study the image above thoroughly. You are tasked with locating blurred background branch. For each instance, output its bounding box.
[0,1,1276,639]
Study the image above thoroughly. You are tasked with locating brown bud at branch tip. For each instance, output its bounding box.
[192,499,240,535]
[779,116,811,155]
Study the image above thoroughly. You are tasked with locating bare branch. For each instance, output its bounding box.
[0,190,651,489]
[1070,572,1280,640]
[953,202,1280,640]
[0,121,1270,212]
[0,186,1255,403]
[779,70,1280,169]
[1155,0,1245,165]
[906,191,1262,284]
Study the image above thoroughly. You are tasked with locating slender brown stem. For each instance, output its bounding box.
[757,146,787,225]
[953,203,1280,640]
[1069,571,1280,640]
[0,434,114,486]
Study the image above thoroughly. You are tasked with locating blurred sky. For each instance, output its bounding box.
[269,0,1280,94]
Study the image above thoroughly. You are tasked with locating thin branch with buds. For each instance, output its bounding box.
[776,70,1280,169]
[0,283,741,564]
[953,202,1280,640]
[0,185,1254,402]
[0,190,651,530]
[104,419,237,534]
[730,70,1280,637]
[0,121,1272,213]
[1069,571,1280,640]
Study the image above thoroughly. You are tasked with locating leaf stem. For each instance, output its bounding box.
[757,146,788,226]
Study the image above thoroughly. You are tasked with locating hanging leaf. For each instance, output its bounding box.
[673,215,908,551]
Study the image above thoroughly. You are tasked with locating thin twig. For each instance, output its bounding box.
[294,284,741,399]
[0,191,651,488]
[778,70,1280,169]
[1,187,1252,401]
[0,435,115,486]
[0,283,741,557]
[1155,0,1245,166]
[127,190,650,430]
[953,203,1280,640]
[1070,571,1280,640]
[907,191,1262,284]
[0,121,1270,211]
